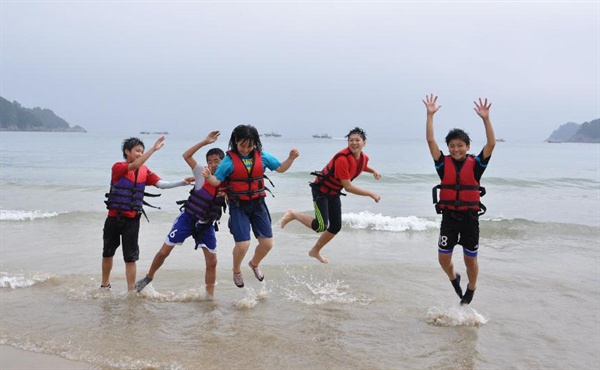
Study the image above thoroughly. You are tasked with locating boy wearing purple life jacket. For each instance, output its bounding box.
[102,136,193,291]
[135,131,226,297]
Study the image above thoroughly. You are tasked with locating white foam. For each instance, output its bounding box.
[425,305,489,327]
[136,284,214,302]
[343,212,438,232]
[281,267,371,305]
[0,209,61,221]
[0,272,52,289]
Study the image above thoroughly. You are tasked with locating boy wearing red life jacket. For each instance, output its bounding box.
[424,94,496,305]
[203,125,299,288]
[280,127,381,264]
[102,136,193,291]
[134,130,226,297]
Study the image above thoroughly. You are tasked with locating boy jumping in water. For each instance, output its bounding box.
[424,94,496,305]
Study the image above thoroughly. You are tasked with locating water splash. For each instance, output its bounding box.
[0,271,52,289]
[280,266,372,305]
[137,284,215,302]
[425,305,489,327]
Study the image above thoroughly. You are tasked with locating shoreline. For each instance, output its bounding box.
[0,345,94,369]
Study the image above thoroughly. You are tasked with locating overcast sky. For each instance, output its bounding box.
[1,0,598,141]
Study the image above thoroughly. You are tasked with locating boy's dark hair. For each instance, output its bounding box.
[122,137,145,159]
[206,148,225,160]
[445,128,471,146]
[346,127,367,141]
[228,124,262,154]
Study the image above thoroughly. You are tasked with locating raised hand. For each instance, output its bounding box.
[152,135,166,151]
[205,130,220,144]
[423,94,441,115]
[474,98,492,119]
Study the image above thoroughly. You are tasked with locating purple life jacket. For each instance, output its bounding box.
[183,182,226,222]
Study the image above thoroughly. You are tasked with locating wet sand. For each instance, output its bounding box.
[0,345,94,369]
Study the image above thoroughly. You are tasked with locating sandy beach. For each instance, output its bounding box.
[0,346,93,370]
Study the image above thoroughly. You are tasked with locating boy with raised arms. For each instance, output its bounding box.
[424,94,496,305]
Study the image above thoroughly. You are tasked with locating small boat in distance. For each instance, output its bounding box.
[497,138,506,142]
[312,134,332,139]
[140,131,169,135]
[263,132,282,137]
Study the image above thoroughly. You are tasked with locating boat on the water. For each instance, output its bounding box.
[312,134,332,139]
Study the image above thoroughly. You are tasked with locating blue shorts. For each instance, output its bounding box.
[165,210,217,253]
[228,198,273,242]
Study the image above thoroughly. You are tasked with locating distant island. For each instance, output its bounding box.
[546,118,599,143]
[0,96,86,132]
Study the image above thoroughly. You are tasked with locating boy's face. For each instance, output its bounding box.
[124,145,144,163]
[236,139,255,156]
[447,139,470,161]
[347,133,366,156]
[206,154,222,174]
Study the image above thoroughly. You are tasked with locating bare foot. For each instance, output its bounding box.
[308,249,329,264]
[280,209,295,229]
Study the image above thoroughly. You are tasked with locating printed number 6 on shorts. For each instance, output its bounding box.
[170,229,178,238]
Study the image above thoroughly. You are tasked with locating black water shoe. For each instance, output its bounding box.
[451,273,463,299]
[460,287,475,305]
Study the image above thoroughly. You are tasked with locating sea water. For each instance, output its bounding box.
[1,131,598,369]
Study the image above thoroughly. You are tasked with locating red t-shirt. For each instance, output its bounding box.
[333,151,369,181]
[107,162,161,218]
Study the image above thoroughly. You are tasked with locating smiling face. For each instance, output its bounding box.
[347,133,366,157]
[236,139,255,157]
[124,144,144,163]
[447,138,470,161]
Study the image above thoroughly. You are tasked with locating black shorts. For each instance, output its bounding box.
[102,215,141,263]
[438,210,479,255]
[310,187,342,234]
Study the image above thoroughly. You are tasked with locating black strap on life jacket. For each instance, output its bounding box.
[309,151,363,196]
[432,185,487,216]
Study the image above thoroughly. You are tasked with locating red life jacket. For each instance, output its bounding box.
[311,147,365,196]
[226,150,266,200]
[432,155,486,214]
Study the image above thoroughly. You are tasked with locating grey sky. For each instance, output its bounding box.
[1,0,598,141]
